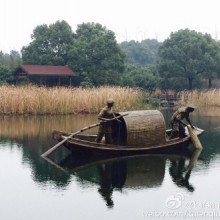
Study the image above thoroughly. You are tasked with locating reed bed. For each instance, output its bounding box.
[178,89,220,107]
[0,85,145,115]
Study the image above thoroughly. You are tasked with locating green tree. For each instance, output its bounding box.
[201,38,220,88]
[0,64,14,83]
[9,50,22,68]
[120,39,160,65]
[67,22,125,86]
[21,20,74,65]
[158,29,220,90]
[0,50,22,68]
[0,50,21,84]
[122,64,160,90]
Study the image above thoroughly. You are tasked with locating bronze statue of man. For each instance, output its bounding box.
[169,105,195,139]
[96,99,118,144]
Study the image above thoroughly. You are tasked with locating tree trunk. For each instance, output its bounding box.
[188,77,193,90]
[208,78,212,89]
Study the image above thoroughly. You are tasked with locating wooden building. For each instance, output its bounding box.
[14,65,77,86]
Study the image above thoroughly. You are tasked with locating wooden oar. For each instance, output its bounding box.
[42,156,70,175]
[185,148,202,171]
[41,113,128,158]
[187,125,203,149]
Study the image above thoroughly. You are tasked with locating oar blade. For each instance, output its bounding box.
[187,126,203,149]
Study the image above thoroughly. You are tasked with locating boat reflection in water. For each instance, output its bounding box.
[169,149,201,192]
[59,149,202,208]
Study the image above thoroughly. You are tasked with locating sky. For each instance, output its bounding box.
[1,0,220,53]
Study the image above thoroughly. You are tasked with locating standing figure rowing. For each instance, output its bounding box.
[96,99,120,144]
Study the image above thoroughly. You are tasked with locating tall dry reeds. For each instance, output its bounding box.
[179,89,220,107]
[0,85,145,114]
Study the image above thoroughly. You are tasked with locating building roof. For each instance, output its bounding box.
[15,65,76,76]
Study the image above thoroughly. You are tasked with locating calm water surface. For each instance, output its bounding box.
[0,109,220,220]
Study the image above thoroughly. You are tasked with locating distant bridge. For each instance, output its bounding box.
[159,95,179,107]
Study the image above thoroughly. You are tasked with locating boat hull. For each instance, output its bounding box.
[53,128,204,156]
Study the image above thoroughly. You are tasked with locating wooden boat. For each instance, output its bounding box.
[52,110,204,156]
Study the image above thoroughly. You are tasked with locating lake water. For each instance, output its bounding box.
[1,109,220,220]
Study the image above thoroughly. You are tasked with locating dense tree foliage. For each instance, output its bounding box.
[2,20,220,90]
[0,50,21,83]
[21,21,125,86]
[158,29,220,90]
[120,39,160,65]
[0,50,22,68]
[67,23,125,86]
[0,64,14,84]
[119,40,161,90]
[21,20,74,65]
[121,64,160,90]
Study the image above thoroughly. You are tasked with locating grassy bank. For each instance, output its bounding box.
[0,85,146,114]
[179,89,220,107]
